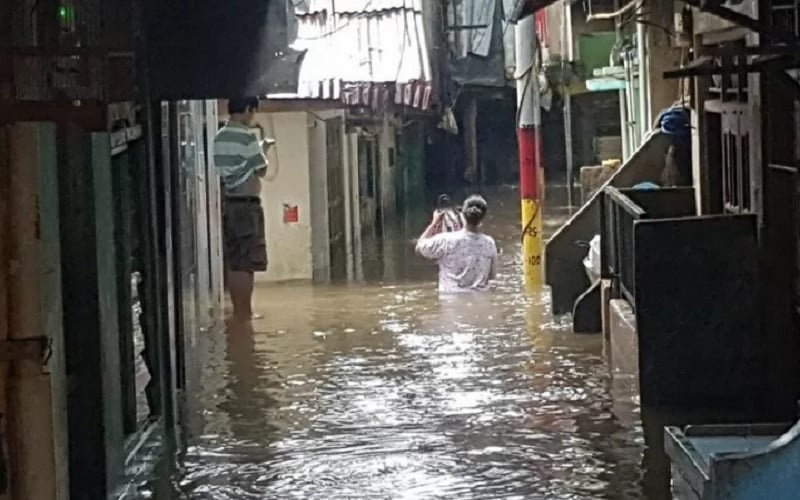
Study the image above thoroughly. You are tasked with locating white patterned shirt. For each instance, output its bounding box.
[416,230,498,293]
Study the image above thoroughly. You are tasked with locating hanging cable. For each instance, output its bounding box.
[587,0,642,21]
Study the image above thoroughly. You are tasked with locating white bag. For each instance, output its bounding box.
[583,235,601,282]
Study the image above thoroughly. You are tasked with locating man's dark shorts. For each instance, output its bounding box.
[223,197,268,272]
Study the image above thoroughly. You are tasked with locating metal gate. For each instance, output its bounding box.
[327,118,348,281]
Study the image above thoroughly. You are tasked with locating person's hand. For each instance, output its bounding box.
[432,209,445,223]
[260,138,276,155]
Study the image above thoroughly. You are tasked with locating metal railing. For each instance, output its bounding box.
[601,186,646,308]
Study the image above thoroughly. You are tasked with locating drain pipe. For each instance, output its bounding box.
[636,4,650,139]
[622,50,638,149]
[562,0,574,208]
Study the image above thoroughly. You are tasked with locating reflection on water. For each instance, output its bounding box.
[171,187,647,499]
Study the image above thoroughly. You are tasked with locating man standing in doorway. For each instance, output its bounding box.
[214,97,275,322]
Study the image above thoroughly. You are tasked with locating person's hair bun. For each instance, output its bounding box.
[464,206,483,217]
[462,195,488,225]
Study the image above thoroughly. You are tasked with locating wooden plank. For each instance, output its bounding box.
[91,133,125,490]
[0,117,10,500]
[111,148,136,435]
[634,215,767,413]
[57,124,107,498]
[7,123,57,499]
[35,123,69,500]
[326,117,347,282]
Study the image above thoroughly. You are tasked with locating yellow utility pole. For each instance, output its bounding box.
[515,14,544,288]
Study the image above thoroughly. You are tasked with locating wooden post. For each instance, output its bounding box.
[0,124,10,500]
[6,123,60,500]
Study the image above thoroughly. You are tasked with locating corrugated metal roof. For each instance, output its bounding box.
[296,0,423,15]
[275,0,432,103]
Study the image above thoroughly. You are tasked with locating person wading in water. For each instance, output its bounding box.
[215,97,276,322]
[416,195,498,293]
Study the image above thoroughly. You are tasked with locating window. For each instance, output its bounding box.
[721,106,752,214]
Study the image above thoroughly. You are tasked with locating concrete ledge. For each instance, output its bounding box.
[609,298,639,427]
[609,298,638,380]
[545,131,672,315]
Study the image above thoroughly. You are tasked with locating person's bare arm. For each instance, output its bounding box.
[415,211,450,260]
[488,240,498,279]
[418,211,445,241]
[257,140,278,181]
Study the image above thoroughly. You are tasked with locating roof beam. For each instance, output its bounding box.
[663,54,800,79]
[683,0,800,46]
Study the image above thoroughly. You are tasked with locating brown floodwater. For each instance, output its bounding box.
[171,186,648,499]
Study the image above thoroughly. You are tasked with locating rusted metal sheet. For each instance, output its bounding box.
[274,0,434,109]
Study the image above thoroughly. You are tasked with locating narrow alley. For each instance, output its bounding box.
[6,0,800,499]
[164,188,644,499]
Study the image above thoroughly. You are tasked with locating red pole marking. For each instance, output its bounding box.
[518,127,541,200]
[535,10,548,45]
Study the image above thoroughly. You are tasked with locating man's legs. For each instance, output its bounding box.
[227,270,254,321]
[223,198,267,323]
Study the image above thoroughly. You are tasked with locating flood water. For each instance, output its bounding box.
[171,187,647,499]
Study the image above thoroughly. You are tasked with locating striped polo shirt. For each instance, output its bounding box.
[213,121,267,193]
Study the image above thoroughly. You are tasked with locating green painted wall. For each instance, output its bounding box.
[396,123,426,213]
[578,32,617,77]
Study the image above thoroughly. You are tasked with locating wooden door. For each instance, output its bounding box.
[326,118,347,281]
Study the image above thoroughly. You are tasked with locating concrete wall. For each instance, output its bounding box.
[645,1,683,126]
[307,113,330,282]
[543,2,614,60]
[254,111,314,282]
[379,117,398,216]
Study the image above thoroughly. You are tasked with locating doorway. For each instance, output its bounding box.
[326,118,348,282]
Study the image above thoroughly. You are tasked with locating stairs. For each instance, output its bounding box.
[545,131,673,316]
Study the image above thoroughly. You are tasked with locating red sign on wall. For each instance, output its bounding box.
[283,204,299,224]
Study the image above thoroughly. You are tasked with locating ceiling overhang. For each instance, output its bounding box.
[508,0,560,23]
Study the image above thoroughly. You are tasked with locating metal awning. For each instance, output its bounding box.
[508,0,560,22]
